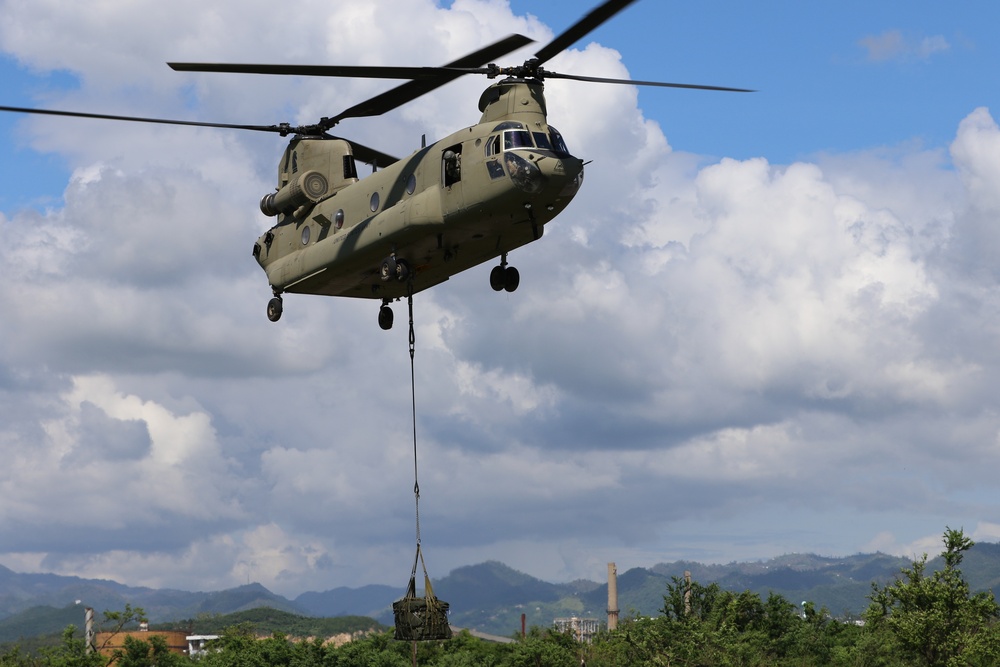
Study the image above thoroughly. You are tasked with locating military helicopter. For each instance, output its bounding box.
[1,0,749,330]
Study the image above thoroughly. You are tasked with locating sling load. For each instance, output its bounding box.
[392,287,452,642]
[393,544,451,641]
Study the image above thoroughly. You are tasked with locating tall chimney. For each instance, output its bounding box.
[607,562,619,631]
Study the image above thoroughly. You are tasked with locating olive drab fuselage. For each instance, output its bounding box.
[252,78,585,302]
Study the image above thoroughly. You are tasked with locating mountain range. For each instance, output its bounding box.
[3,542,1000,639]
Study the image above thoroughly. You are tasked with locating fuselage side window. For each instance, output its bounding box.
[443,145,462,187]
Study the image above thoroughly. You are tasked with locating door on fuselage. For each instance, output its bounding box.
[440,143,464,215]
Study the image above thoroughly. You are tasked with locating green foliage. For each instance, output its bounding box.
[154,608,383,639]
[115,634,186,667]
[37,626,103,667]
[585,574,869,666]
[3,535,1000,667]
[862,527,1000,667]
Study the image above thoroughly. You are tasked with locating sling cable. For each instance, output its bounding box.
[392,282,451,645]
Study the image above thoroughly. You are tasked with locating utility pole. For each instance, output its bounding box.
[84,607,95,654]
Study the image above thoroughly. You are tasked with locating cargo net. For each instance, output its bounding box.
[393,544,452,641]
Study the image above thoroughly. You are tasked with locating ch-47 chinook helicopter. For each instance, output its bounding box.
[1,0,749,330]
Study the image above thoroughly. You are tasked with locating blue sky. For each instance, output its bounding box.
[7,1,998,208]
[509,0,1000,160]
[1,0,1000,604]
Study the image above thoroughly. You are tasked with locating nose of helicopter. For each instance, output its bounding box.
[503,152,584,200]
[550,155,584,194]
[538,154,585,205]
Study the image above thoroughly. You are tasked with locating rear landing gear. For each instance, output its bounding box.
[490,253,519,292]
[378,299,394,330]
[267,294,283,322]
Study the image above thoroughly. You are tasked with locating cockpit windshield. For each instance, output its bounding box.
[487,126,572,157]
[503,130,533,150]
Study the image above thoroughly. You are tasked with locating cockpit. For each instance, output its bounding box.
[484,121,572,158]
[482,121,578,194]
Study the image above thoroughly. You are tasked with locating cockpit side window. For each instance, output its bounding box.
[503,130,533,150]
[485,134,501,157]
[548,126,571,157]
[532,132,553,151]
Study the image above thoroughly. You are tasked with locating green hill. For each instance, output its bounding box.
[0,605,83,644]
[4,540,1000,640]
[154,607,385,638]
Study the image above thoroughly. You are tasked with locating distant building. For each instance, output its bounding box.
[187,634,221,656]
[553,617,601,643]
[95,629,190,662]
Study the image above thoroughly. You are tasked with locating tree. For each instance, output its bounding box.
[0,645,41,667]
[115,635,186,667]
[38,626,104,667]
[863,527,1000,666]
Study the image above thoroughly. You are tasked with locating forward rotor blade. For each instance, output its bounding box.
[0,104,288,133]
[169,63,452,80]
[325,33,533,126]
[534,0,637,65]
[542,70,755,93]
[169,34,531,84]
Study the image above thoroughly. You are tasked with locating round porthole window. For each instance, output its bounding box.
[406,174,416,195]
[301,225,311,245]
[335,209,344,230]
[370,192,380,212]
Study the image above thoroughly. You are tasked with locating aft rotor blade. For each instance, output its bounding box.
[542,70,755,93]
[534,0,637,65]
[0,104,289,133]
[325,33,533,126]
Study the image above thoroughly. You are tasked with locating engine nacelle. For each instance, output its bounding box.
[260,170,329,217]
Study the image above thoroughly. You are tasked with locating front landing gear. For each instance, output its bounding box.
[490,252,519,292]
[378,299,394,330]
[266,293,283,322]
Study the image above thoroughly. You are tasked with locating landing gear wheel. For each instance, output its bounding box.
[395,258,411,282]
[490,265,505,291]
[503,266,520,292]
[378,304,394,330]
[267,296,283,322]
[380,256,398,282]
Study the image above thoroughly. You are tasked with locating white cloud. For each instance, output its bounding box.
[859,29,951,63]
[1,0,1000,598]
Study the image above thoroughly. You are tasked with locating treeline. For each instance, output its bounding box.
[153,608,383,639]
[2,528,999,667]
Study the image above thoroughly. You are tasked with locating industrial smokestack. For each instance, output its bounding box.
[607,562,619,631]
